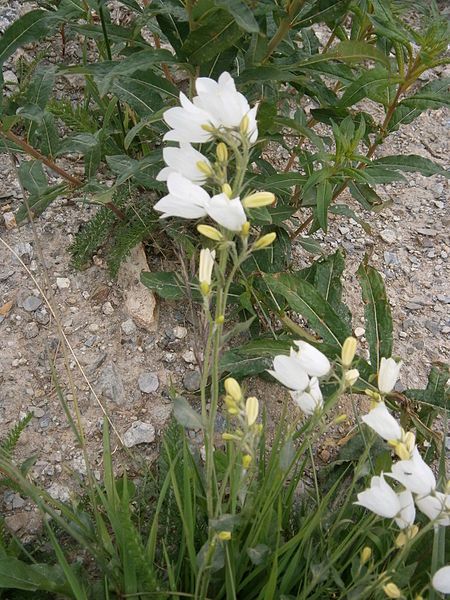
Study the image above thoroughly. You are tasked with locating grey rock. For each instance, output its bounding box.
[416,228,438,237]
[39,416,50,429]
[405,302,422,310]
[24,322,39,339]
[12,242,33,264]
[384,251,399,266]
[22,296,42,312]
[30,407,45,418]
[121,319,137,335]
[84,335,97,347]
[34,308,50,325]
[123,421,155,448]
[0,269,14,282]
[102,301,114,315]
[138,372,159,394]
[425,320,440,335]
[173,325,188,339]
[183,370,201,392]
[380,228,396,244]
[97,363,126,405]
[437,295,450,304]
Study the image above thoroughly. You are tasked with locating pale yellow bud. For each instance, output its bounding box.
[365,389,382,404]
[216,142,228,162]
[415,595,424,600]
[196,160,213,177]
[395,525,419,548]
[241,221,250,236]
[222,183,232,197]
[216,314,225,324]
[240,114,249,135]
[197,224,224,241]
[222,432,238,441]
[245,396,259,426]
[242,454,252,469]
[382,582,401,598]
[201,123,215,133]
[225,378,242,402]
[345,369,359,387]
[360,546,372,564]
[390,441,410,461]
[404,431,415,454]
[341,337,357,368]
[198,248,215,291]
[217,531,231,541]
[334,413,348,424]
[253,232,277,250]
[242,192,276,209]
[446,480,450,495]
[200,282,210,296]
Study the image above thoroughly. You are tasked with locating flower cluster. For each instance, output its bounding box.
[153,72,270,234]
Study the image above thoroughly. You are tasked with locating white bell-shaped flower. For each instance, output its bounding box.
[416,492,450,526]
[355,474,401,518]
[432,566,450,594]
[389,448,436,496]
[268,349,309,391]
[157,144,211,184]
[163,92,219,143]
[205,194,247,232]
[394,490,416,529]
[290,376,323,416]
[378,357,403,394]
[154,172,209,220]
[293,341,331,377]
[361,402,402,442]
[198,249,215,286]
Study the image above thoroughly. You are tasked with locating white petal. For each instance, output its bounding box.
[361,402,402,442]
[433,566,450,594]
[355,474,400,518]
[206,194,246,231]
[156,166,172,181]
[389,448,436,496]
[378,357,402,394]
[416,493,450,526]
[162,145,210,183]
[268,354,309,391]
[294,341,331,377]
[153,194,207,219]
[394,490,415,529]
[290,389,322,415]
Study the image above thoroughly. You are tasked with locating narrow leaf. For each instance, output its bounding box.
[215,0,259,33]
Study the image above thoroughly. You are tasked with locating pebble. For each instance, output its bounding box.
[88,323,99,333]
[102,301,114,315]
[380,228,396,244]
[84,335,97,347]
[24,322,39,339]
[3,211,16,229]
[123,421,156,448]
[56,277,70,289]
[354,327,365,337]
[437,295,450,304]
[34,307,50,324]
[138,372,159,394]
[12,242,33,263]
[22,295,42,312]
[121,319,137,335]
[182,350,196,364]
[173,325,188,339]
[405,302,422,310]
[338,226,349,235]
[416,228,438,237]
[97,363,126,405]
[384,251,399,266]
[30,407,45,418]
[183,370,201,392]
[5,512,41,535]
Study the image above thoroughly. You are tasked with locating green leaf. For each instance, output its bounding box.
[404,363,450,409]
[338,68,400,108]
[26,64,57,109]
[0,558,68,592]
[173,396,203,428]
[220,339,292,378]
[111,74,165,117]
[401,77,450,111]
[30,112,60,157]
[214,0,259,33]
[292,41,391,70]
[315,179,333,233]
[313,250,352,326]
[17,160,47,196]
[0,10,55,66]
[371,155,449,178]
[58,133,99,155]
[251,173,307,193]
[356,257,393,373]
[264,273,351,346]
[140,271,187,300]
[181,10,243,65]
[295,0,351,27]
[298,236,324,255]
[16,184,67,224]
[348,182,383,210]
[244,226,291,274]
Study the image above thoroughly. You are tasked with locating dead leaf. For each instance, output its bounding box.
[0,300,14,317]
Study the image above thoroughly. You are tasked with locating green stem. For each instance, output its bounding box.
[262,0,306,63]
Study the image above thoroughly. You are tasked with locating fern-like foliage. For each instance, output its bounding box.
[47,98,98,133]
[0,413,33,459]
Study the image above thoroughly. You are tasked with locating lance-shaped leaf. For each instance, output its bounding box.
[313,250,352,327]
[26,64,57,109]
[338,68,401,108]
[173,396,203,428]
[140,272,187,301]
[264,273,351,346]
[404,363,450,410]
[0,10,56,66]
[356,257,392,373]
[315,179,333,233]
[16,184,68,223]
[371,155,449,179]
[17,159,47,196]
[215,0,259,33]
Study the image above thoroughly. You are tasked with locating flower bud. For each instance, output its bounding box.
[334,413,348,424]
[241,221,250,237]
[382,582,401,598]
[197,224,224,241]
[345,369,359,387]
[242,454,252,469]
[253,232,277,250]
[196,160,213,177]
[201,123,215,133]
[216,314,225,324]
[222,432,238,441]
[225,378,242,402]
[222,183,232,197]
[216,142,228,162]
[392,441,411,461]
[242,192,275,209]
[240,114,249,135]
[341,337,357,368]
[404,431,415,454]
[245,396,259,426]
[360,546,372,564]
[217,531,231,541]
[198,248,215,292]
[200,282,210,296]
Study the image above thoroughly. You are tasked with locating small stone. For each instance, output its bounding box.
[182,350,196,364]
[123,421,156,448]
[3,211,16,229]
[384,251,399,266]
[442,326,450,334]
[3,70,18,87]
[138,372,159,394]
[31,407,45,418]
[34,308,49,324]
[56,277,70,289]
[425,320,440,335]
[46,483,71,503]
[416,228,438,237]
[12,242,33,264]
[437,295,450,304]
[319,449,330,462]
[380,228,396,244]
[5,512,41,535]
[84,335,97,348]
[24,322,39,339]
[121,319,137,335]
[22,295,42,312]
[102,301,114,315]
[354,327,365,338]
[183,370,201,392]
[173,325,188,339]
[88,323,99,333]
[406,302,422,310]
[97,363,126,405]
[338,226,349,235]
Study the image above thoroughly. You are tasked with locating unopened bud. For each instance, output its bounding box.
[241,221,250,236]
[390,441,410,461]
[395,526,419,549]
[242,192,275,209]
[242,454,252,469]
[216,142,228,162]
[253,232,277,250]
[216,314,225,324]
[360,546,372,564]
[222,432,238,441]
[404,431,415,454]
[201,123,215,133]
[225,378,242,402]
[197,224,224,241]
[341,337,357,368]
[345,369,359,387]
[196,161,213,177]
[240,114,249,135]
[334,413,348,424]
[217,531,231,541]
[382,582,401,598]
[365,389,382,404]
[222,183,232,197]
[200,281,210,296]
[245,396,259,426]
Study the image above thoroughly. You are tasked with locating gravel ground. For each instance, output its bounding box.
[0,3,449,537]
